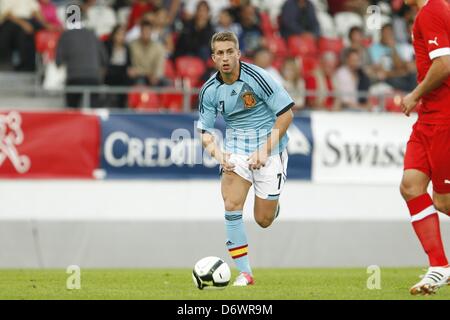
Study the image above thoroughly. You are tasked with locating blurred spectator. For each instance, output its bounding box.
[126,11,155,42]
[347,26,375,78]
[214,8,242,39]
[309,0,328,11]
[327,0,369,15]
[113,0,133,11]
[334,48,370,110]
[347,26,370,64]
[84,0,117,37]
[227,0,245,23]
[127,0,154,30]
[182,0,229,23]
[130,20,168,86]
[147,0,182,26]
[164,0,182,26]
[252,0,285,24]
[238,3,263,57]
[56,19,108,108]
[39,0,63,31]
[174,0,214,61]
[280,0,320,39]
[390,0,405,13]
[253,48,283,85]
[105,25,134,108]
[392,4,416,44]
[0,0,56,71]
[280,58,305,110]
[152,7,175,56]
[368,23,416,92]
[305,51,340,111]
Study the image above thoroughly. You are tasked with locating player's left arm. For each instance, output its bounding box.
[402,12,450,116]
[247,69,295,169]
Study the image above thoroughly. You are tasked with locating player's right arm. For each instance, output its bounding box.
[402,55,450,116]
[402,8,450,116]
[200,132,235,172]
[197,86,235,172]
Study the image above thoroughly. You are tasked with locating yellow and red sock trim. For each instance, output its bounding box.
[228,244,248,259]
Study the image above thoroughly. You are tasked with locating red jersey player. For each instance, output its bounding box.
[401,0,450,295]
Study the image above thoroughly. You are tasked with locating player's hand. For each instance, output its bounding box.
[401,92,419,117]
[219,152,235,173]
[247,150,268,170]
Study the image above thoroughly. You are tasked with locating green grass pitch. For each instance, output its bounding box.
[0,268,449,300]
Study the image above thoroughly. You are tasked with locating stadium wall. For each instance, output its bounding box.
[1,110,449,268]
[1,180,449,268]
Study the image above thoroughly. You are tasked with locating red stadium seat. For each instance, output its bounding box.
[175,56,206,87]
[259,11,277,36]
[206,58,216,69]
[35,30,62,62]
[318,37,344,55]
[99,33,110,42]
[160,92,184,112]
[368,96,379,109]
[272,57,285,71]
[128,88,160,110]
[164,59,177,80]
[288,34,318,57]
[362,38,372,48]
[240,56,254,64]
[265,35,288,58]
[299,56,319,76]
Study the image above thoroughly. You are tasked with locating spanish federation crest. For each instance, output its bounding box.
[241,91,256,109]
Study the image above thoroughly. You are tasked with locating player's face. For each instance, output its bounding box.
[211,41,241,75]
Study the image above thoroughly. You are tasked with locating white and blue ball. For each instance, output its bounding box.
[192,256,231,290]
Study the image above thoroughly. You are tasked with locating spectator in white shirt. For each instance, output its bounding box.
[0,0,55,71]
[280,58,305,111]
[334,48,371,110]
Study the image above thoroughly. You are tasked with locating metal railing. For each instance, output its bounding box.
[0,84,404,112]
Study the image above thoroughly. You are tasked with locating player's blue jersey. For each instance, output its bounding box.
[197,62,294,156]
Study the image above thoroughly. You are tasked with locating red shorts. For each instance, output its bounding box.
[404,122,450,194]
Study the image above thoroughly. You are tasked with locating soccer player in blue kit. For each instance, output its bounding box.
[197,32,295,286]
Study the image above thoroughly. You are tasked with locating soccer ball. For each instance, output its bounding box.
[192,256,231,290]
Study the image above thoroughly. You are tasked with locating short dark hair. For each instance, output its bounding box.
[381,23,393,32]
[348,26,363,40]
[140,20,152,29]
[343,48,360,61]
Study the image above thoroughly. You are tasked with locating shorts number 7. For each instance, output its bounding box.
[277,173,282,190]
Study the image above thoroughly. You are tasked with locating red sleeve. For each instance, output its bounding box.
[419,7,450,60]
[304,75,317,105]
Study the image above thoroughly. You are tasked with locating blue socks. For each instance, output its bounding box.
[225,210,252,275]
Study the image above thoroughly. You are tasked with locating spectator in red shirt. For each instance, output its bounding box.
[127,0,154,30]
[305,51,341,110]
[39,0,63,31]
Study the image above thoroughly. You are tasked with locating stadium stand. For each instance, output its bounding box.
[0,0,416,111]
